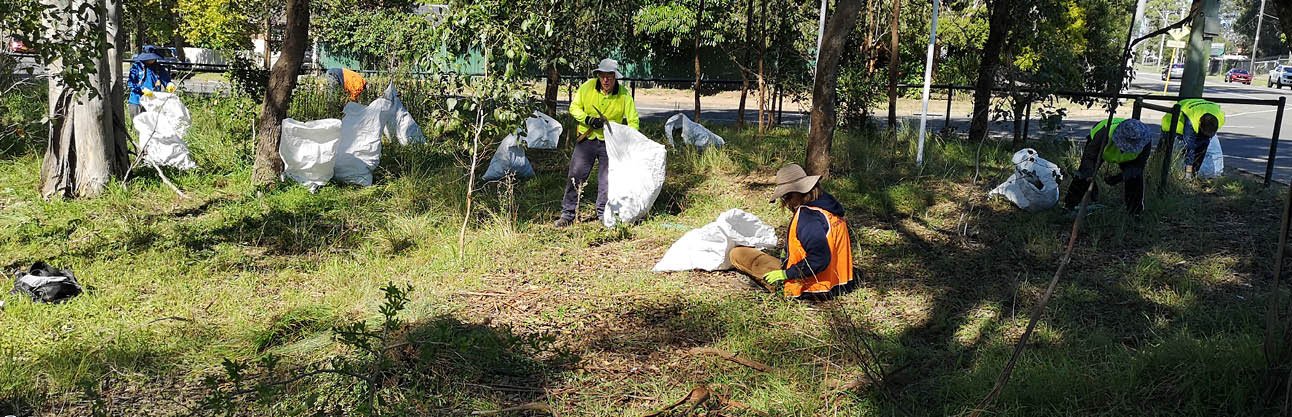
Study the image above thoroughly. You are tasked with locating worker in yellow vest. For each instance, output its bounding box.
[1063,118,1153,214]
[1162,98,1224,177]
[729,164,855,300]
[555,58,640,228]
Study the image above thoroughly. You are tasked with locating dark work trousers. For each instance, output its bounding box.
[128,103,143,119]
[1181,133,1213,173]
[1064,133,1151,214]
[560,138,609,220]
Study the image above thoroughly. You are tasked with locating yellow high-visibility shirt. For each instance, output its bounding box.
[569,78,639,140]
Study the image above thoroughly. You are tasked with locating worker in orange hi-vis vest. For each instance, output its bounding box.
[728,164,856,300]
[326,68,368,102]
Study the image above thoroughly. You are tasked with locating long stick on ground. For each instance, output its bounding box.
[967,7,1145,416]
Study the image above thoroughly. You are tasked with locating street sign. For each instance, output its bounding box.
[1169,28,1190,41]
[1210,42,1225,56]
[1166,40,1186,48]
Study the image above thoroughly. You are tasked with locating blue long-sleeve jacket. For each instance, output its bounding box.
[127,61,172,105]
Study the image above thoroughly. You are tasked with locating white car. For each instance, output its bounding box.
[1269,65,1292,89]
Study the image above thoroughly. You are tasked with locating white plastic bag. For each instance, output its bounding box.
[133,92,196,170]
[379,83,426,145]
[663,113,725,148]
[602,122,667,228]
[521,110,562,149]
[279,118,343,192]
[652,209,778,272]
[1196,136,1224,179]
[335,101,387,186]
[482,132,535,181]
[989,148,1063,212]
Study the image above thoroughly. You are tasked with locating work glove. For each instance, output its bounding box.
[762,270,787,287]
[165,82,176,93]
[142,88,154,98]
[586,116,604,129]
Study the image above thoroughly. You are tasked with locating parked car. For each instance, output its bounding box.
[1225,68,1252,84]
[7,37,32,54]
[139,45,182,64]
[1161,63,1184,80]
[1270,65,1292,89]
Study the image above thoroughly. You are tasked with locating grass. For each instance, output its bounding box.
[0,85,1287,416]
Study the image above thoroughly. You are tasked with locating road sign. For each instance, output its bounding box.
[1169,28,1190,41]
[1210,42,1225,56]
[1166,40,1186,48]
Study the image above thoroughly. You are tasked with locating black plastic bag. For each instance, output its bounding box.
[11,262,82,303]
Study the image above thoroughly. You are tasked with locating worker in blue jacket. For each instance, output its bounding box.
[127,52,175,117]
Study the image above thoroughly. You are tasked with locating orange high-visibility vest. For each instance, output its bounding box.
[783,206,854,298]
[342,69,367,101]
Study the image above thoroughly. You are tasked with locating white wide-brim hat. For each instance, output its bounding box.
[593,58,623,79]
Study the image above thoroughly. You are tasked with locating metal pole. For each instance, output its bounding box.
[916,0,941,166]
[1023,100,1032,142]
[1251,0,1265,72]
[1266,95,1286,186]
[814,0,826,76]
[631,80,636,99]
[1159,104,1182,195]
[1132,97,1143,120]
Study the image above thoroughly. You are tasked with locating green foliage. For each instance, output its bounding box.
[311,3,438,70]
[225,54,268,100]
[176,0,255,49]
[1,0,110,95]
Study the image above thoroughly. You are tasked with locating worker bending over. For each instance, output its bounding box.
[1064,118,1154,214]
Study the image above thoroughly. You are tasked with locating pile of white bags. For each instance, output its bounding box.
[602,122,667,228]
[279,85,426,189]
[379,83,426,145]
[1194,136,1224,179]
[133,91,196,170]
[663,113,724,148]
[482,131,536,181]
[652,209,778,272]
[989,148,1063,212]
[280,118,343,192]
[521,111,562,149]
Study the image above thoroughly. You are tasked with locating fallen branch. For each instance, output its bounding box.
[471,401,554,416]
[150,162,187,198]
[687,347,775,373]
[642,385,711,417]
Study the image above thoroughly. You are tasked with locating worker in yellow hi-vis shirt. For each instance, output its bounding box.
[555,58,640,228]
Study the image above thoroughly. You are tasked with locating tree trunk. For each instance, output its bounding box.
[40,0,130,199]
[1010,97,1026,149]
[694,0,706,121]
[804,0,864,179]
[757,0,768,133]
[864,0,877,74]
[886,0,900,131]
[969,0,1013,142]
[262,19,273,70]
[252,0,309,186]
[738,0,754,127]
[545,62,560,116]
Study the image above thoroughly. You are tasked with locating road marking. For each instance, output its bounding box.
[1226,109,1279,118]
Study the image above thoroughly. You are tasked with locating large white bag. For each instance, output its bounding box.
[133,92,196,170]
[335,100,387,186]
[652,209,778,272]
[521,110,562,149]
[663,113,725,148]
[482,132,535,181]
[279,118,343,192]
[379,83,426,145]
[989,148,1063,212]
[1196,136,1224,179]
[602,122,667,228]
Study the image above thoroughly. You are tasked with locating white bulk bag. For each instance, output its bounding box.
[133,92,196,170]
[522,110,562,149]
[602,122,667,228]
[279,118,343,192]
[663,113,725,148]
[335,100,387,186]
[379,83,426,145]
[482,132,535,181]
[652,209,778,272]
[1196,136,1224,179]
[989,148,1063,212]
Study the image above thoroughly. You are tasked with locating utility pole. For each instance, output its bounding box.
[1249,0,1265,72]
[1180,0,1220,98]
[1133,0,1147,62]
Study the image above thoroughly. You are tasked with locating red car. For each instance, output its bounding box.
[1226,68,1253,84]
[7,37,33,54]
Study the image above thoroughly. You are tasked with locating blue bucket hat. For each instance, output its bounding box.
[135,52,162,62]
[1111,119,1150,153]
